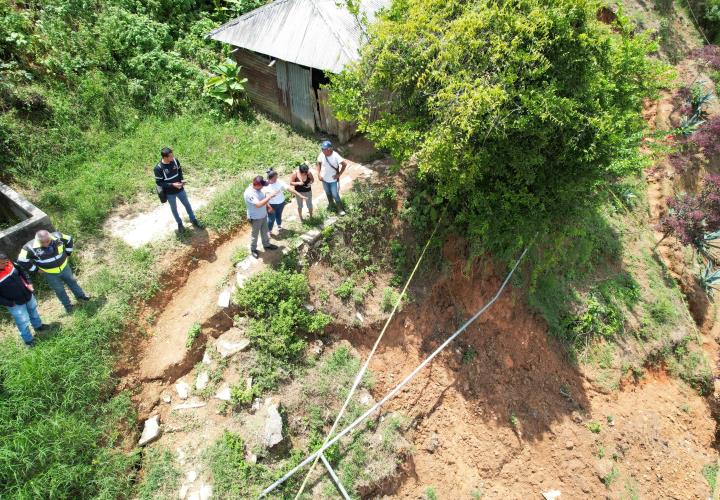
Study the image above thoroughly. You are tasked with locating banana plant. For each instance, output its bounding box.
[204,58,248,113]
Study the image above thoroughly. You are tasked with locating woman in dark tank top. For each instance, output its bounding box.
[291,163,314,220]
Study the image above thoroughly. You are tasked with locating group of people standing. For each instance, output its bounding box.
[0,140,350,346]
[242,140,350,258]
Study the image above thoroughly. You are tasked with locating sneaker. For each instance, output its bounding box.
[264,244,279,250]
[277,225,284,231]
[191,220,204,229]
[78,295,91,302]
[35,324,48,332]
[251,250,260,259]
[65,305,74,314]
[339,210,346,216]
[24,339,35,348]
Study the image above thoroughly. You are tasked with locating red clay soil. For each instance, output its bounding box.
[338,240,716,499]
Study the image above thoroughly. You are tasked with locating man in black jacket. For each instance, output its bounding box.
[154,147,203,233]
[0,252,45,346]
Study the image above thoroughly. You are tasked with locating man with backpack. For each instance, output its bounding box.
[154,147,203,233]
[0,252,46,346]
[316,140,348,215]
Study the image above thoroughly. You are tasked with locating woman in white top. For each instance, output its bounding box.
[264,169,306,232]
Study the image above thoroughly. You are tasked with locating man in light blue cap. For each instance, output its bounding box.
[316,140,348,215]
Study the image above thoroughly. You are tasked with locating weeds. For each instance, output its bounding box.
[137,448,181,500]
[603,465,619,487]
[703,463,718,492]
[231,247,250,265]
[587,421,602,434]
[425,486,438,500]
[462,346,477,364]
[186,322,201,349]
[334,278,356,300]
[381,287,402,313]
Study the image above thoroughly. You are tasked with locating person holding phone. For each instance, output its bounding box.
[154,147,203,233]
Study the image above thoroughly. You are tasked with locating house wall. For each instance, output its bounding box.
[233,48,357,142]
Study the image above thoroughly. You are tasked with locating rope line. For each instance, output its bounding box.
[259,243,531,498]
[292,213,444,499]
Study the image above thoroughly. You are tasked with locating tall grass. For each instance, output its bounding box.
[0,244,157,498]
[34,114,317,235]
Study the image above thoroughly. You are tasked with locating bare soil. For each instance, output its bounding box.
[335,240,717,499]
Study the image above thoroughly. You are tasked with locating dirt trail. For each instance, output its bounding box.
[116,162,376,420]
[336,241,717,499]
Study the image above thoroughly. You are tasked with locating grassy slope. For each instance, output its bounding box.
[33,114,317,235]
[528,173,711,394]
[0,113,318,499]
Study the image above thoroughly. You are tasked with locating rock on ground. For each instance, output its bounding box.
[195,371,209,391]
[215,327,250,358]
[215,385,232,401]
[138,415,161,446]
[263,398,284,448]
[175,382,190,400]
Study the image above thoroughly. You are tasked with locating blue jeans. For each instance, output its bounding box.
[322,181,342,208]
[167,189,197,228]
[44,266,86,309]
[268,203,285,231]
[6,296,42,344]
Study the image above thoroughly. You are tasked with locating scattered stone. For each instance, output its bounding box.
[138,415,161,446]
[311,339,324,356]
[594,459,613,482]
[236,274,247,287]
[237,257,254,270]
[565,440,574,450]
[425,432,439,453]
[355,312,364,322]
[542,489,561,500]
[179,484,190,499]
[199,483,213,500]
[217,287,232,308]
[246,452,258,464]
[173,401,207,411]
[246,377,253,390]
[186,470,198,483]
[161,392,172,404]
[251,398,262,413]
[262,398,284,448]
[195,371,210,391]
[358,390,373,405]
[216,328,251,358]
[176,382,190,400]
[304,303,315,313]
[202,350,212,365]
[215,385,232,401]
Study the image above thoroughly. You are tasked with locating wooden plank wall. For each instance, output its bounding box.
[233,48,290,123]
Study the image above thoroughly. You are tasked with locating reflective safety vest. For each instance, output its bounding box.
[18,232,74,274]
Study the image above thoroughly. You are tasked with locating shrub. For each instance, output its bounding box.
[204,58,249,114]
[330,0,668,259]
[334,278,355,300]
[186,322,201,349]
[235,270,331,361]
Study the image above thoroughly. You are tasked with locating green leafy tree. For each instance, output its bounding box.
[330,0,669,258]
[204,58,249,113]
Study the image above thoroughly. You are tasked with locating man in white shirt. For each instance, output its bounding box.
[243,176,279,259]
[316,140,348,215]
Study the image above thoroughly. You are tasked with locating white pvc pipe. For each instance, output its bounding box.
[259,245,529,498]
[320,453,351,500]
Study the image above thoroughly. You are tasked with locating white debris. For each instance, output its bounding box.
[175,382,190,400]
[202,350,212,365]
[179,484,190,499]
[161,392,172,404]
[199,483,213,500]
[173,401,206,411]
[355,312,364,322]
[262,398,284,448]
[236,274,246,288]
[186,470,198,483]
[216,328,251,358]
[217,288,232,308]
[138,415,161,446]
[195,371,210,391]
[215,385,232,401]
[542,490,561,500]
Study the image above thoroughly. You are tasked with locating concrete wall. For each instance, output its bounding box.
[0,182,54,259]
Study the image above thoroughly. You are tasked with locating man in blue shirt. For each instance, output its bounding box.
[244,176,279,259]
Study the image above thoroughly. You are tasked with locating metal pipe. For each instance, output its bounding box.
[320,453,351,500]
[259,245,530,498]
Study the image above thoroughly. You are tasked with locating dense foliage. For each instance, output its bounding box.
[330,0,668,258]
[0,0,269,179]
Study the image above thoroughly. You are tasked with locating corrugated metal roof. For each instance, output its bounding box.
[208,0,389,74]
